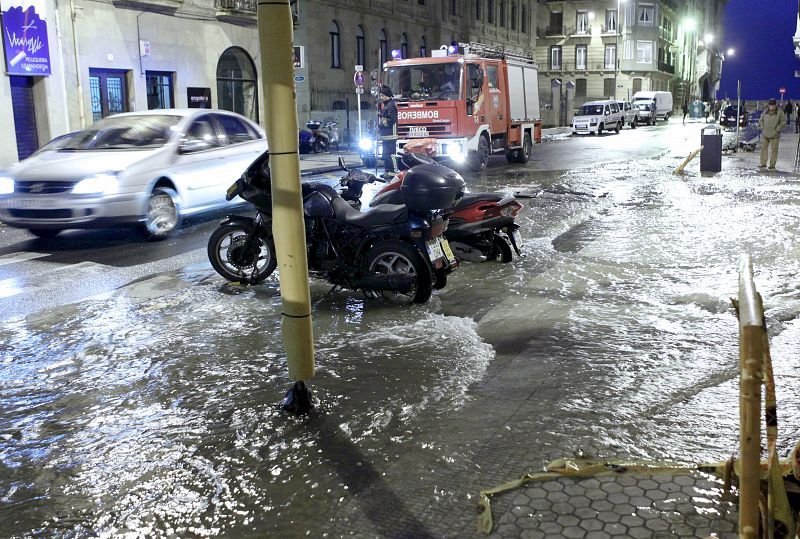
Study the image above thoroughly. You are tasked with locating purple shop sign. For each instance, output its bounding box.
[1,0,51,76]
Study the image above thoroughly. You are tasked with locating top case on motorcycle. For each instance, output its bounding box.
[331,197,408,227]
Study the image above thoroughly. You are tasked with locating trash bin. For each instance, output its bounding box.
[700,125,722,172]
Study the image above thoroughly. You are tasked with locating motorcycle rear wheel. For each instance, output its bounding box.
[363,240,433,304]
[486,235,514,263]
[208,223,277,283]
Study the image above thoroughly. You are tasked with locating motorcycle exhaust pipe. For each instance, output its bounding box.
[354,273,415,293]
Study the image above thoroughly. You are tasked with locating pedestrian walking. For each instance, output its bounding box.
[784,100,793,125]
[758,98,786,169]
[682,101,689,125]
[377,85,398,178]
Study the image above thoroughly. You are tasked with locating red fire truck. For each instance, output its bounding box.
[384,42,541,171]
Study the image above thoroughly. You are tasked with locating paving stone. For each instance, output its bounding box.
[629,526,654,539]
[620,514,645,527]
[606,492,628,505]
[622,485,644,497]
[590,499,613,512]
[528,487,547,499]
[645,488,667,501]
[604,522,628,536]
[543,481,564,492]
[496,523,520,538]
[581,478,601,489]
[637,478,660,490]
[575,506,599,519]
[534,510,558,523]
[616,475,637,487]
[653,499,676,511]
[537,520,563,534]
[511,505,533,518]
[562,526,585,539]
[546,491,569,503]
[585,531,611,539]
[600,481,623,494]
[530,498,551,511]
[518,517,542,530]
[644,518,671,531]
[673,475,694,486]
[551,502,576,515]
[519,530,545,539]
[570,496,591,508]
[513,492,531,506]
[555,514,580,527]
[612,502,636,516]
[579,518,604,532]
[629,496,653,507]
[564,484,587,497]
[597,510,621,524]
[586,488,606,501]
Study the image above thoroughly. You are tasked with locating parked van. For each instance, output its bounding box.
[572,100,623,135]
[632,91,673,125]
[615,100,639,128]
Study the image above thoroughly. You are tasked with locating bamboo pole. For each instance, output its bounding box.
[257,0,315,383]
[737,255,763,538]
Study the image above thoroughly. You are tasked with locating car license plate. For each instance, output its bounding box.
[0,198,58,209]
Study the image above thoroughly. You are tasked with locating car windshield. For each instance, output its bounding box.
[579,105,604,115]
[724,106,744,115]
[386,63,463,101]
[61,115,182,150]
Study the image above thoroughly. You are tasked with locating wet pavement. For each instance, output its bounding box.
[2,121,800,538]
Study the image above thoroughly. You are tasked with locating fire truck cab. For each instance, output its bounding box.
[384,43,540,170]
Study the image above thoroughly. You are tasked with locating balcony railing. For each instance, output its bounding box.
[601,25,619,34]
[657,61,675,74]
[543,62,614,72]
[538,25,566,37]
[215,0,257,25]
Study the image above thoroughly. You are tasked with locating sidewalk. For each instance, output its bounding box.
[722,128,800,173]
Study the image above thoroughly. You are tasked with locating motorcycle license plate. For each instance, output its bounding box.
[426,237,456,264]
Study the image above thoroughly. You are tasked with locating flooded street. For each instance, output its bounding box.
[2,124,800,537]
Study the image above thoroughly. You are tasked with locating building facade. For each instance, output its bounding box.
[0,0,538,167]
[534,0,725,111]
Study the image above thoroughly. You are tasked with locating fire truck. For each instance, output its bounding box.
[383,42,541,171]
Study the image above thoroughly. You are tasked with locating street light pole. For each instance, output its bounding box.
[615,0,627,100]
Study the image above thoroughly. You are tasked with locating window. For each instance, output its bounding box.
[451,0,457,15]
[400,33,408,59]
[476,0,481,20]
[575,78,587,97]
[633,78,642,93]
[576,11,589,34]
[550,46,562,70]
[419,35,427,58]
[624,37,633,59]
[604,78,614,97]
[549,11,562,34]
[89,68,128,121]
[487,65,499,88]
[185,115,220,147]
[575,45,587,70]
[499,0,505,27]
[145,71,174,110]
[521,5,527,32]
[379,29,388,66]
[330,21,341,68]
[510,3,517,30]
[605,9,617,32]
[356,26,366,67]
[604,44,616,69]
[636,41,653,63]
[487,0,494,24]
[215,114,257,144]
[638,5,654,27]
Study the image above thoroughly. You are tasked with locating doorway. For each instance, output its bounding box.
[216,47,259,123]
[89,68,129,122]
[9,76,40,160]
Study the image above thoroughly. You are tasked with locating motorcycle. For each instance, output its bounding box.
[306,120,339,153]
[207,150,462,304]
[298,129,313,154]
[360,152,524,263]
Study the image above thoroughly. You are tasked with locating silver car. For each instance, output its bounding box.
[0,109,267,239]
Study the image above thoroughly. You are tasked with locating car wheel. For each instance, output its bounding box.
[615,121,621,133]
[27,228,62,239]
[143,187,180,241]
[631,117,637,129]
[598,122,605,134]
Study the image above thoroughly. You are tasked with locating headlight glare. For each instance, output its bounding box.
[359,138,374,151]
[0,176,13,195]
[73,173,119,195]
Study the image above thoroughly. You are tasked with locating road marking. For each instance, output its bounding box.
[0,252,51,267]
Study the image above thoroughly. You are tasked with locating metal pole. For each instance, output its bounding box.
[736,80,741,151]
[357,91,362,144]
[256,0,315,409]
[615,0,620,100]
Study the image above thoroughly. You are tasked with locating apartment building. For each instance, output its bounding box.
[535,0,725,109]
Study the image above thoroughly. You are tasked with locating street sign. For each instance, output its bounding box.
[354,70,365,88]
[356,87,364,94]
[294,75,305,83]
[780,87,786,94]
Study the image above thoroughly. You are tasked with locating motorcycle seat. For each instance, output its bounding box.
[455,192,506,208]
[331,197,408,227]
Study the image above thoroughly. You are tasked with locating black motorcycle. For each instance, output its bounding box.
[207,151,463,304]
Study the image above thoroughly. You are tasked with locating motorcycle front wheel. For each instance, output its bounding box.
[364,240,433,304]
[208,223,277,283]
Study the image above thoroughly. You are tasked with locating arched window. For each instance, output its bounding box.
[379,29,388,66]
[330,21,341,68]
[521,5,527,32]
[510,2,517,30]
[216,46,258,122]
[487,0,494,24]
[400,33,408,59]
[356,25,366,67]
[499,0,505,27]
[419,35,427,57]
[476,0,482,20]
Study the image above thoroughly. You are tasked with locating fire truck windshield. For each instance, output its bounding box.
[386,63,463,102]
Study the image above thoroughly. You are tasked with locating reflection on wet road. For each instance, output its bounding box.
[2,123,800,537]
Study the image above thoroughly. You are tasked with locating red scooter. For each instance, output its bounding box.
[366,152,523,262]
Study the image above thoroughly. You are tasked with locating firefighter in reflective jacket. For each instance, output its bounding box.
[378,85,398,177]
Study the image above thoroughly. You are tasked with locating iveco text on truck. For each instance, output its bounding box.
[384,42,541,170]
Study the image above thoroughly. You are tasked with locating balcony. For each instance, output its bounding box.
[542,62,613,73]
[601,25,619,35]
[657,61,675,74]
[566,25,593,37]
[537,25,566,38]
[658,26,675,42]
[215,0,256,26]
[112,0,182,13]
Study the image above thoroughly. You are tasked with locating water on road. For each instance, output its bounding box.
[2,128,800,537]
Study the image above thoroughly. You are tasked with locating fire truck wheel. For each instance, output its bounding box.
[508,134,532,164]
[472,134,490,171]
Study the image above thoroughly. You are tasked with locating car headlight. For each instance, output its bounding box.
[442,142,464,163]
[359,138,374,151]
[590,119,598,125]
[0,176,13,195]
[72,172,120,195]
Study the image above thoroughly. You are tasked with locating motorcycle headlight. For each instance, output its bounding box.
[0,176,13,195]
[359,138,373,151]
[442,142,464,163]
[73,172,120,195]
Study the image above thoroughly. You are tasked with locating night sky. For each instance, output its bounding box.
[718,0,800,100]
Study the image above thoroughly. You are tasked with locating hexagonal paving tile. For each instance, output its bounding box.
[644,518,670,531]
[562,526,585,539]
[519,530,545,539]
[586,488,606,501]
[612,503,636,516]
[585,531,611,539]
[529,498,552,511]
[551,502,576,515]
[646,488,667,501]
[622,485,644,497]
[637,478,659,490]
[527,487,548,499]
[579,517,604,532]
[547,491,569,504]
[620,514,645,527]
[600,481,623,494]
[556,514,580,527]
[604,522,629,536]
[543,481,564,492]
[591,499,613,512]
[575,506,599,520]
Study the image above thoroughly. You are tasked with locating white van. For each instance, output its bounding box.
[572,100,623,135]
[632,91,673,125]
